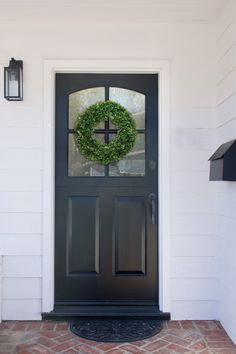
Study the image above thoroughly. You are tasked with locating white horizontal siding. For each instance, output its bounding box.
[217,21,236,62]
[219,191,236,218]
[216,45,236,84]
[0,150,42,170]
[3,256,42,277]
[171,214,219,236]
[172,301,217,320]
[171,31,219,319]
[0,234,42,255]
[220,221,236,245]
[174,65,215,88]
[171,193,218,214]
[3,278,41,299]
[0,107,42,127]
[219,214,234,235]
[220,282,236,304]
[173,107,215,129]
[220,262,236,293]
[0,22,215,62]
[171,171,219,194]
[172,279,218,301]
[171,150,212,172]
[172,257,217,278]
[216,0,236,39]
[0,256,2,322]
[218,118,236,142]
[2,299,41,320]
[171,129,216,152]
[0,127,42,149]
[175,87,215,108]
[217,68,236,105]
[0,192,42,212]
[217,0,236,343]
[172,236,218,257]
[0,171,42,191]
[220,310,236,344]
[217,93,236,126]
[0,13,219,320]
[0,0,227,23]
[220,236,236,262]
[0,213,42,234]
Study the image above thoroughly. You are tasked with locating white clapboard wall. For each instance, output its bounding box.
[0,0,227,322]
[216,0,236,344]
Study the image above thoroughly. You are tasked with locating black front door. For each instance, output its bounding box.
[55,73,159,315]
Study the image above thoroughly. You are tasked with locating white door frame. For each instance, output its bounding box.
[42,59,171,314]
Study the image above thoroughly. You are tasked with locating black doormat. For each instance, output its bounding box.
[70,318,162,342]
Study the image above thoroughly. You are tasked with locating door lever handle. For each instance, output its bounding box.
[148,193,156,224]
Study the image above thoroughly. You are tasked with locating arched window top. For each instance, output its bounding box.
[69,86,145,130]
[109,87,145,129]
[69,87,105,129]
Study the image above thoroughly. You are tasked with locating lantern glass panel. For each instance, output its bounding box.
[9,68,19,97]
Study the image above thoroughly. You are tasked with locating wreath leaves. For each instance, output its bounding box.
[74,100,137,165]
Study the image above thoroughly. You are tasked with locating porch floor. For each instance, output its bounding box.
[0,320,235,354]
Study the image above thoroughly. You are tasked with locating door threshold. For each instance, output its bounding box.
[42,305,170,321]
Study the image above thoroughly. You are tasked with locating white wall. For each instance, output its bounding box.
[217,0,236,343]
[0,20,217,320]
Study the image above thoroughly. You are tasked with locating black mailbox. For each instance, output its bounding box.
[209,139,236,181]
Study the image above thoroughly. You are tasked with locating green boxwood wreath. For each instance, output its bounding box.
[74,100,137,165]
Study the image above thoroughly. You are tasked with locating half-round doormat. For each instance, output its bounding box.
[70,319,162,342]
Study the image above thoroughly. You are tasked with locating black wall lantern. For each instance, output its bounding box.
[4,58,23,101]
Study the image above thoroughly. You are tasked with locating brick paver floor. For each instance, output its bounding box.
[0,320,235,354]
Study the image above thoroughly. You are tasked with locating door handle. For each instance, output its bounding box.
[148,193,156,224]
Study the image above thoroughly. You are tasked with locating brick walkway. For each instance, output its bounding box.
[0,320,236,354]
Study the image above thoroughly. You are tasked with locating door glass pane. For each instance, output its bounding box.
[69,87,105,129]
[109,133,117,142]
[109,87,145,129]
[108,120,117,130]
[109,134,145,176]
[68,134,105,176]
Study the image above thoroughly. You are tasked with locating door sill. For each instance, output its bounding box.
[42,305,170,320]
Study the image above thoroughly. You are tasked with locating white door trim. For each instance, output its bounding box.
[42,59,171,314]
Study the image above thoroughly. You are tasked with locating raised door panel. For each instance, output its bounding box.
[113,196,146,275]
[67,196,100,275]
